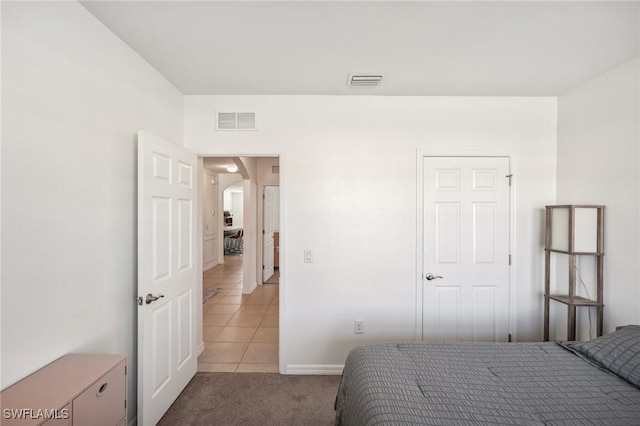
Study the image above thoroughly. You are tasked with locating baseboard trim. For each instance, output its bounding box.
[242,280,258,294]
[284,364,344,375]
[203,259,219,272]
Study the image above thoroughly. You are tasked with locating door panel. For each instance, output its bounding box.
[178,161,192,186]
[177,199,193,271]
[436,287,460,340]
[472,286,497,341]
[177,289,193,367]
[151,303,171,395]
[473,202,497,264]
[435,203,460,264]
[152,197,171,280]
[138,131,198,425]
[423,157,510,342]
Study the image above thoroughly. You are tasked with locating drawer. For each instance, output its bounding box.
[72,361,126,426]
[41,404,71,426]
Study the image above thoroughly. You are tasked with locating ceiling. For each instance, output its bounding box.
[81,1,639,96]
[203,157,241,173]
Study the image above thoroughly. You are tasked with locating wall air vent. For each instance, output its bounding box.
[216,112,257,131]
[347,74,384,87]
[271,166,280,174]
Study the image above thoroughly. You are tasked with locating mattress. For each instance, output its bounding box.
[335,326,640,425]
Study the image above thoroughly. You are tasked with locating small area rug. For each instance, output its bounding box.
[158,372,341,426]
[202,288,221,304]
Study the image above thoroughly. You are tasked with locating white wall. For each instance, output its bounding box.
[556,58,640,339]
[222,184,244,227]
[223,185,233,213]
[221,175,243,218]
[1,3,184,423]
[257,158,280,187]
[240,157,259,294]
[185,95,557,371]
[202,167,219,271]
[231,191,244,227]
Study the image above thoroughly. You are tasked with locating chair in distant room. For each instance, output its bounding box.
[229,229,243,254]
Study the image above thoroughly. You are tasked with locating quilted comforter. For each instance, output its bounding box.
[335,326,640,425]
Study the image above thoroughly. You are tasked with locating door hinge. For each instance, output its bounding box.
[509,255,512,265]
[506,174,513,186]
[508,334,512,342]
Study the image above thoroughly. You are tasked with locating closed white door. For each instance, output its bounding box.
[137,131,198,425]
[262,186,277,282]
[423,157,510,342]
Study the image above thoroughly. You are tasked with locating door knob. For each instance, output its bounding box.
[425,273,443,281]
[145,293,165,304]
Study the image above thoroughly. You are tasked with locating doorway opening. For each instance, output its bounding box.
[199,156,280,373]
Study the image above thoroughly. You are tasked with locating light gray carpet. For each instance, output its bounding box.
[158,373,341,426]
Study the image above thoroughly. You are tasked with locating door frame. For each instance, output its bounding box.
[416,150,516,341]
[261,185,279,283]
[193,152,285,374]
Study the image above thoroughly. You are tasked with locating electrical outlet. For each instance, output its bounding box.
[354,319,364,334]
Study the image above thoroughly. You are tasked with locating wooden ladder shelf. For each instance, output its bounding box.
[543,205,604,341]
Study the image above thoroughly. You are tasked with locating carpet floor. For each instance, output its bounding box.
[158,372,341,426]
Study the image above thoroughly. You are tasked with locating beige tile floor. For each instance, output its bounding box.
[199,255,279,373]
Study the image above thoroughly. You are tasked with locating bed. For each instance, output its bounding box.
[335,325,640,425]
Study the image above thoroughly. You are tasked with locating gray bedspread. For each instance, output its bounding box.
[335,340,640,425]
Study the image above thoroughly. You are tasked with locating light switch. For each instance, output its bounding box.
[304,250,313,263]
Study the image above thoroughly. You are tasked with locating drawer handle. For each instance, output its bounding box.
[97,382,108,396]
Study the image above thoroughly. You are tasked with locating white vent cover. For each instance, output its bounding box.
[216,112,256,130]
[347,74,384,87]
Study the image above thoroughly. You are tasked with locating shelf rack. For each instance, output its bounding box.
[543,205,604,341]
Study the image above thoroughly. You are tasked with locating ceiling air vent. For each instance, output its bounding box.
[216,112,257,131]
[347,74,384,87]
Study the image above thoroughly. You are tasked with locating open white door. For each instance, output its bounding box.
[137,131,198,425]
[423,157,510,342]
[262,186,277,282]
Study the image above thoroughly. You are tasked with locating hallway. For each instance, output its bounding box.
[199,256,279,372]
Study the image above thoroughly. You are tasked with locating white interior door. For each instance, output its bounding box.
[423,157,510,342]
[262,186,277,282]
[137,131,198,425]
